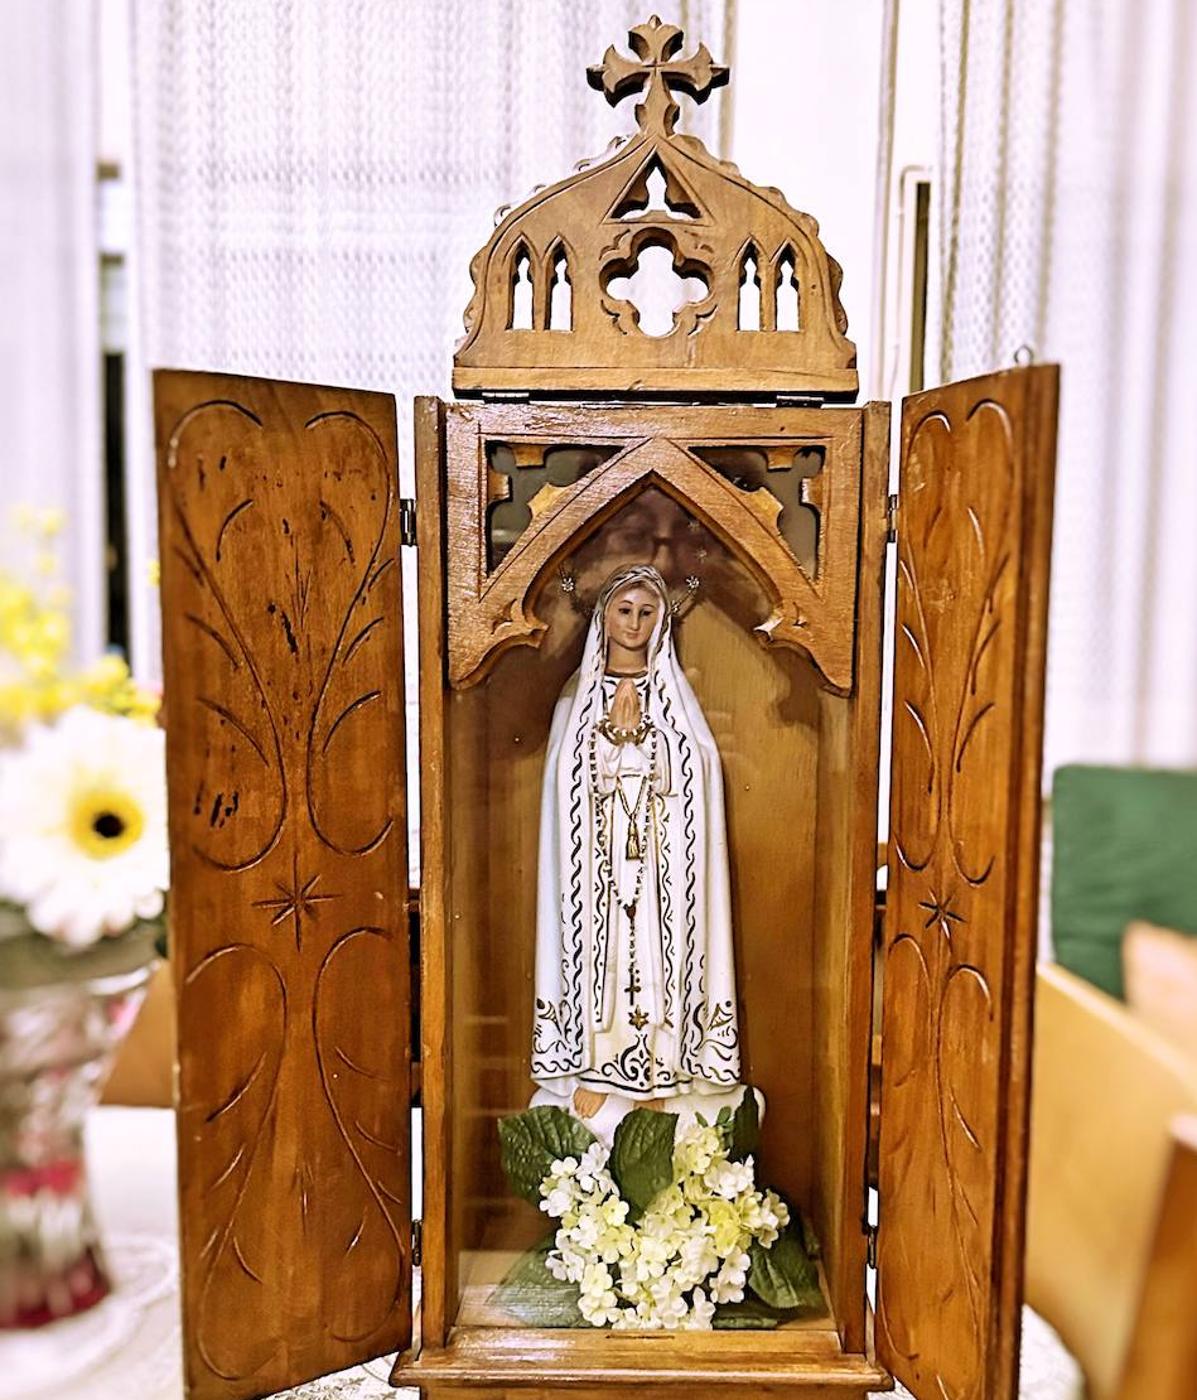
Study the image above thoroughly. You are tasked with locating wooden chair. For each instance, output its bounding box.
[1025,963,1197,1398]
[1117,1114,1197,1399]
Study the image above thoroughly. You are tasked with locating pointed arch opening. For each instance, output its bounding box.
[508,243,534,330]
[774,245,801,332]
[489,437,835,690]
[737,243,762,331]
[546,243,573,331]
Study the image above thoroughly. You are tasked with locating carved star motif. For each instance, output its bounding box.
[629,1006,650,1031]
[918,891,966,945]
[253,856,341,951]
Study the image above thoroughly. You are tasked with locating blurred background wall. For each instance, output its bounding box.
[3,0,1196,781]
[0,1,105,656]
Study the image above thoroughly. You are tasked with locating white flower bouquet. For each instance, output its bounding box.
[0,509,167,1326]
[0,508,167,964]
[495,1090,821,1330]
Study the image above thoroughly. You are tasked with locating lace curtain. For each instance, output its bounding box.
[0,1,103,659]
[126,0,729,678]
[937,0,1197,772]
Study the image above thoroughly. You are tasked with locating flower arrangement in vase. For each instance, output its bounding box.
[0,508,168,1328]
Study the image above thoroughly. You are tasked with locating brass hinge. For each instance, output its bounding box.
[886,492,899,543]
[411,1217,423,1269]
[400,497,417,548]
[866,1220,878,1270]
[774,392,825,408]
[481,389,531,401]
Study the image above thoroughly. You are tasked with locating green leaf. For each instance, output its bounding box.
[728,1087,760,1163]
[490,1237,583,1327]
[610,1108,677,1213]
[747,1228,822,1311]
[712,1295,800,1330]
[496,1106,598,1205]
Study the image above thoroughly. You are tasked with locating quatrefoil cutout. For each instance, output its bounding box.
[603,238,711,338]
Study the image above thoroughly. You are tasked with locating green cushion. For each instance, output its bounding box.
[1051,765,1197,999]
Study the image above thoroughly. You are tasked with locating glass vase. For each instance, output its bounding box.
[0,924,156,1328]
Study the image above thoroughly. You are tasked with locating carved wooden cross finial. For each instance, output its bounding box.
[588,15,729,136]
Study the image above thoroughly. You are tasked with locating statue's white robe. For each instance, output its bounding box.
[531,570,740,1102]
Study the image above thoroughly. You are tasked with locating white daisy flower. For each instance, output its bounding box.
[0,705,168,948]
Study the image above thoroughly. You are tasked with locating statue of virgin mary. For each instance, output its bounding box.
[531,564,744,1134]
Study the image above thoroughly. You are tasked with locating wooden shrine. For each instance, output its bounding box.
[154,16,1058,1400]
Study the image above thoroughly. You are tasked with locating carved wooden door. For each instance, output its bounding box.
[875,365,1059,1400]
[155,372,412,1399]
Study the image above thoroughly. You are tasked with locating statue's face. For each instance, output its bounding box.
[604,584,661,655]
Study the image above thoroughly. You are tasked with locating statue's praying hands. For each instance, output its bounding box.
[609,676,641,730]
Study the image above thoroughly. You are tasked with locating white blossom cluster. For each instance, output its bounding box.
[539,1124,789,1329]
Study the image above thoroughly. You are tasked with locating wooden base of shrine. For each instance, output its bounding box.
[394,1324,890,1396]
[392,1257,891,1397]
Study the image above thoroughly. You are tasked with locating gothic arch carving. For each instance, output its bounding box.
[445,408,863,692]
[453,16,857,399]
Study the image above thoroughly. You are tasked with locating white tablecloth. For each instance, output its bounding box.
[0,1108,1082,1400]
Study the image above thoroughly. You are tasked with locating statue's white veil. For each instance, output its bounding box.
[531,564,740,1098]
